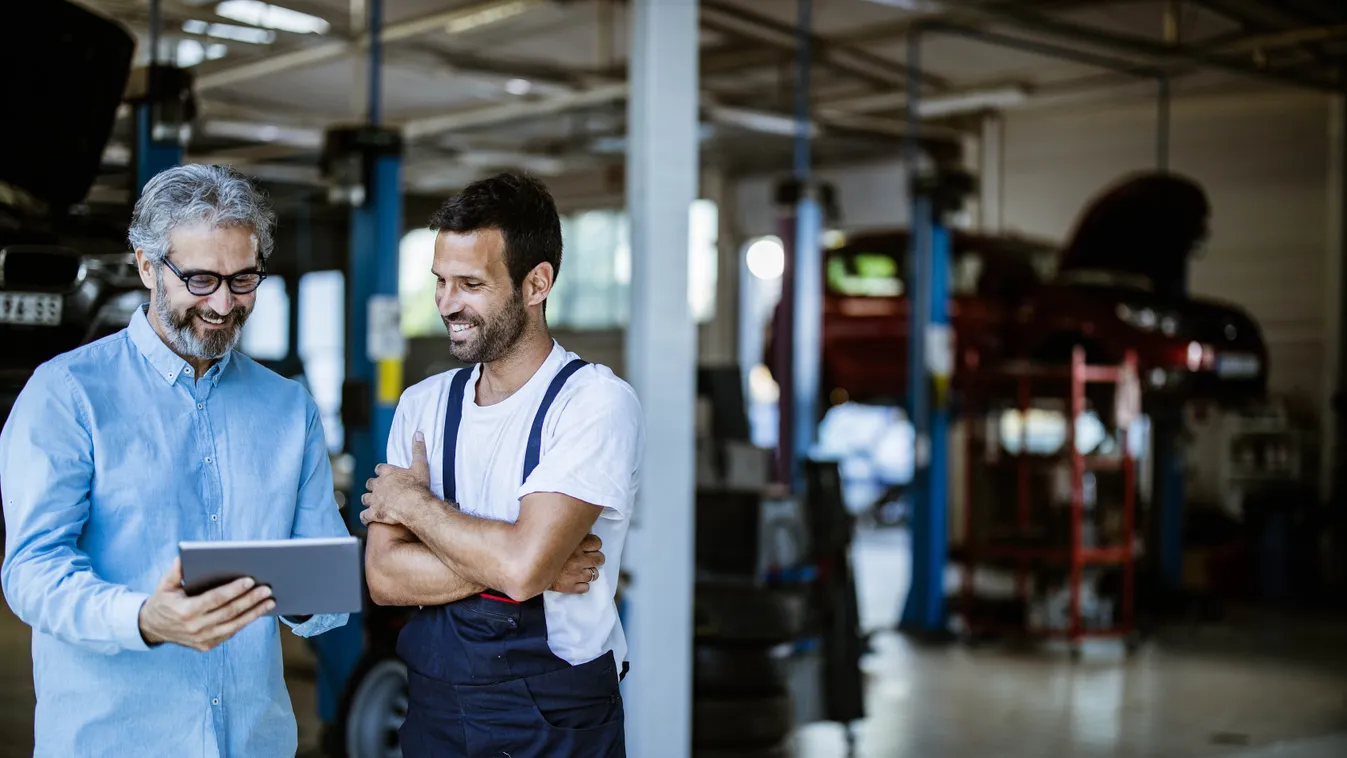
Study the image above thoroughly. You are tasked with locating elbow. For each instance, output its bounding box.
[500,556,552,603]
[363,552,399,607]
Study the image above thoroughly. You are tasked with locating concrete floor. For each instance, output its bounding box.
[0,530,1343,757]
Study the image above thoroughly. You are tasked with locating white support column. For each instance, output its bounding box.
[622,0,699,755]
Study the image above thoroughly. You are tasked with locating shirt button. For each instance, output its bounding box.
[204,457,212,464]
[211,698,219,706]
[197,403,204,410]
[210,514,218,522]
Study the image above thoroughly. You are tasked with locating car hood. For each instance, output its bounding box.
[0,1,135,214]
[1061,281,1262,338]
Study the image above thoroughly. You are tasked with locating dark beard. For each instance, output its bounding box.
[444,286,527,364]
[154,267,250,360]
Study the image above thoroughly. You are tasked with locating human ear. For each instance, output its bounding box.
[524,262,554,307]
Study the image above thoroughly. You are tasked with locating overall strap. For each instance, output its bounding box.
[521,359,589,484]
[440,366,476,503]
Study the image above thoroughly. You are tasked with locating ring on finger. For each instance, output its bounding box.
[588,566,598,582]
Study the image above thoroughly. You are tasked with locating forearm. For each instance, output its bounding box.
[1,550,150,655]
[365,523,486,606]
[399,496,544,601]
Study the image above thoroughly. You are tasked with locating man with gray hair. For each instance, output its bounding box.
[0,164,350,756]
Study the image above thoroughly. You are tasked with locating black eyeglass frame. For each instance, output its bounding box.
[161,257,268,296]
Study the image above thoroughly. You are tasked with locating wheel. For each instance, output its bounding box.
[695,583,807,644]
[695,644,787,697]
[341,657,409,758]
[695,743,793,758]
[693,693,795,748]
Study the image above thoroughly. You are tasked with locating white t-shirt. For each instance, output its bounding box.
[385,341,644,667]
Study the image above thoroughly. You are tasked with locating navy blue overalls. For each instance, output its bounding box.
[396,359,628,758]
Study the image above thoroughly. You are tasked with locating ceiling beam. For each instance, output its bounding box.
[960,5,1342,91]
[699,0,950,92]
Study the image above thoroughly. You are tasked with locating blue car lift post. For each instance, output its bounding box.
[126,0,190,193]
[774,0,824,493]
[312,0,405,731]
[897,25,962,639]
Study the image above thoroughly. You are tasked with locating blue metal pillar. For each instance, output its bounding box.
[899,26,952,635]
[311,0,403,726]
[1153,73,1186,593]
[127,1,190,193]
[790,0,822,494]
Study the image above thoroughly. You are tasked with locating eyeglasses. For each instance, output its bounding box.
[161,257,267,296]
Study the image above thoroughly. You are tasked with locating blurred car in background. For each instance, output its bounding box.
[0,1,144,425]
[766,223,1268,414]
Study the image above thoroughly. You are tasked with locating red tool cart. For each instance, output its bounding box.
[952,347,1142,658]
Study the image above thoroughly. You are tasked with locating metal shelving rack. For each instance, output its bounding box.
[954,347,1140,655]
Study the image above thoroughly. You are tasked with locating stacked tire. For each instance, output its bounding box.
[693,581,804,758]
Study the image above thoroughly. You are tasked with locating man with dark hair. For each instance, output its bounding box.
[360,171,643,756]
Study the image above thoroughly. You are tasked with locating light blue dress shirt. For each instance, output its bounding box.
[0,305,350,757]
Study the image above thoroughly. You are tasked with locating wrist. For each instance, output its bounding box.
[137,604,164,647]
[399,490,439,533]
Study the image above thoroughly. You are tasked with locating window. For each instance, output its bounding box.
[298,271,345,452]
[399,228,440,338]
[240,275,289,360]
[398,200,719,336]
[826,252,903,297]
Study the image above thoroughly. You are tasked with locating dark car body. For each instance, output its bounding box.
[769,227,1268,410]
[0,2,145,413]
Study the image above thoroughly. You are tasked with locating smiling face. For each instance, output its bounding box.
[136,222,260,362]
[433,227,551,364]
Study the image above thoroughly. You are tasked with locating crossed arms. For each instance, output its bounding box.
[361,433,605,605]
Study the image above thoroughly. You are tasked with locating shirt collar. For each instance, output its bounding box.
[129,304,235,386]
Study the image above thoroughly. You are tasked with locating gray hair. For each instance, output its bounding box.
[127,164,276,265]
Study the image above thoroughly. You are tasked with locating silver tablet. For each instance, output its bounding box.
[179,536,362,617]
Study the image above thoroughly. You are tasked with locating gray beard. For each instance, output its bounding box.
[153,268,248,360]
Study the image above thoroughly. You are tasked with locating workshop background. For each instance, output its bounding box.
[3,0,1347,757]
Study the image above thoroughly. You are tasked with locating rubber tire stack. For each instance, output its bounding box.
[692,581,804,757]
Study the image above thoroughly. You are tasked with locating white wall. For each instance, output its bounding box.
[999,90,1336,414]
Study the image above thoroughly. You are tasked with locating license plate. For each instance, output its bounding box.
[1216,353,1260,378]
[0,292,62,326]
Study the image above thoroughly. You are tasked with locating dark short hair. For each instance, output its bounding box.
[427,171,563,289]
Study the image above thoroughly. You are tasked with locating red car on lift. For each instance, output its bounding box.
[767,225,1268,414]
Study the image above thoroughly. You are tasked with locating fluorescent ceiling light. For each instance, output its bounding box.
[175,39,227,67]
[863,0,944,9]
[183,19,277,44]
[915,86,1029,117]
[201,120,324,148]
[215,1,330,35]
[504,78,533,95]
[445,0,544,36]
[710,106,820,138]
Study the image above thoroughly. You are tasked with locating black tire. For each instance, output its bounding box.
[695,644,787,697]
[694,693,795,748]
[335,656,408,758]
[695,583,807,644]
[695,742,794,758]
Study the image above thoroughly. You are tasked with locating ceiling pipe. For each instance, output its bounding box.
[967,5,1342,91]
[194,0,552,92]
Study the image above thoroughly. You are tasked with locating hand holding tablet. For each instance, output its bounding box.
[179,536,363,617]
